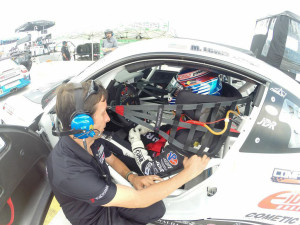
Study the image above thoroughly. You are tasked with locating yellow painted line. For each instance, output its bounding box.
[43,197,61,225]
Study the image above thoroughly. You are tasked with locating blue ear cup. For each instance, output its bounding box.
[71,114,95,139]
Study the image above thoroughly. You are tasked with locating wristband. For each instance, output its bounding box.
[125,171,137,181]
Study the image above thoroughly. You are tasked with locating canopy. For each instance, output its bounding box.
[15,20,55,33]
[257,11,300,23]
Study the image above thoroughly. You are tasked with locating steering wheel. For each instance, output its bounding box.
[109,83,140,127]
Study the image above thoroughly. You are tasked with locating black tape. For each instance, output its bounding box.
[154,105,164,133]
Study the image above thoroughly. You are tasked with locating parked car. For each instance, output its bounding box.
[1,77,71,126]
[0,58,31,98]
[0,38,299,225]
[0,60,93,126]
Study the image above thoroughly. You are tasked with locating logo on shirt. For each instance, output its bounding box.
[90,185,109,203]
[167,151,178,166]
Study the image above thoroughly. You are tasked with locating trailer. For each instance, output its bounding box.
[250,11,300,82]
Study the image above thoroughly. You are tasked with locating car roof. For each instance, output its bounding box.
[74,38,299,93]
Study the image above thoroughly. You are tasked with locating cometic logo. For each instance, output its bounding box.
[271,168,300,185]
[259,191,300,211]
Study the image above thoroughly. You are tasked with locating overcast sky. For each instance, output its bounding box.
[1,0,299,49]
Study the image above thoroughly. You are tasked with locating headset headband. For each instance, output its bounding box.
[71,80,99,120]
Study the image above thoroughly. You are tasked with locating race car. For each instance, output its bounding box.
[0,58,31,98]
[0,38,299,225]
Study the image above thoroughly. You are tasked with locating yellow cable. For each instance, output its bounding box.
[204,110,240,135]
[236,105,240,114]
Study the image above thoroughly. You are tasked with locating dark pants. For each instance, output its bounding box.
[98,201,166,225]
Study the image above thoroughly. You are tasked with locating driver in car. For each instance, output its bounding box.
[47,80,210,225]
[128,69,223,177]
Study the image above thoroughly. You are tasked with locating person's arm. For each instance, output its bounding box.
[106,154,162,190]
[103,154,210,208]
[128,125,154,174]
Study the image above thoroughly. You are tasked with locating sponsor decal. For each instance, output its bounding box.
[167,151,178,165]
[163,158,173,169]
[144,133,160,142]
[160,158,167,170]
[259,191,300,212]
[245,212,299,224]
[270,87,287,98]
[132,149,144,166]
[144,162,152,175]
[190,45,229,57]
[155,161,165,172]
[271,168,300,185]
[257,117,277,130]
[177,70,210,82]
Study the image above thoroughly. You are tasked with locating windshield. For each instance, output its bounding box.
[281,19,300,74]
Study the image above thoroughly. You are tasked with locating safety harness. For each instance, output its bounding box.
[110,94,252,158]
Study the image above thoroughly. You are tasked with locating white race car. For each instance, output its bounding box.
[0,38,299,225]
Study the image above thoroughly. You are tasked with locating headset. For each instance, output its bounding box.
[52,80,100,139]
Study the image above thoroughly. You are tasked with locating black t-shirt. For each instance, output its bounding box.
[61,46,70,60]
[46,136,117,225]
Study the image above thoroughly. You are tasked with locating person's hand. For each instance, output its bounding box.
[129,127,141,144]
[135,124,152,135]
[182,155,210,181]
[128,174,163,190]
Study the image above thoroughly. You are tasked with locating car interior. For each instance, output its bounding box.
[91,59,265,192]
[0,58,266,224]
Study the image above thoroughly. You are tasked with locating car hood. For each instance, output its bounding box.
[1,94,43,126]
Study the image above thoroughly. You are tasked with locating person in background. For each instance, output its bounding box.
[47,80,210,225]
[102,29,118,55]
[61,41,71,61]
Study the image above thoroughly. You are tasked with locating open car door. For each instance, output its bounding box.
[0,125,52,225]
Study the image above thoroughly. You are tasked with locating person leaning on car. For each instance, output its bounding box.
[102,29,118,55]
[61,41,71,61]
[46,80,210,225]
